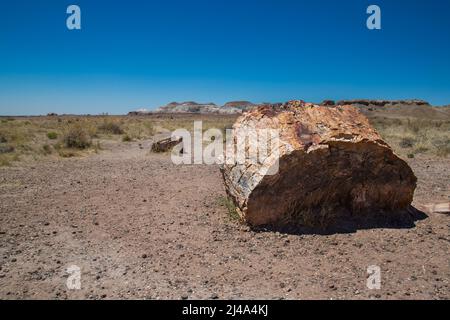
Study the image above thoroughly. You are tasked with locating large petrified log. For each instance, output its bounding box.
[221,101,417,227]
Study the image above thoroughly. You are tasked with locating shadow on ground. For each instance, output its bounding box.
[251,206,428,236]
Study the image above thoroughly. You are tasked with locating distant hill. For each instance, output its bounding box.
[156,101,219,114]
[337,100,450,120]
[128,101,257,115]
[335,99,430,107]
[128,99,450,120]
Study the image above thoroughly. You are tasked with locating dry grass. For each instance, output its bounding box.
[217,196,241,221]
[0,116,102,165]
[370,117,450,158]
[0,113,447,167]
[62,123,92,149]
[97,120,124,135]
[0,114,236,166]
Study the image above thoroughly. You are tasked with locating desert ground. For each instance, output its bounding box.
[0,108,449,300]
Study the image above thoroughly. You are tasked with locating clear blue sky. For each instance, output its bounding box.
[1,0,449,115]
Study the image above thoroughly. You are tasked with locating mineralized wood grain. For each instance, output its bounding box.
[221,101,417,227]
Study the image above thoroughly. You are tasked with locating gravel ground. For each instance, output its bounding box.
[0,139,448,299]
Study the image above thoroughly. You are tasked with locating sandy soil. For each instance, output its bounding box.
[0,139,449,300]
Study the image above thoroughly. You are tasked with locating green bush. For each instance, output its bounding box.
[47,131,58,140]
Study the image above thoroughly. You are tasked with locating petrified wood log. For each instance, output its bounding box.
[221,101,417,227]
[151,137,182,153]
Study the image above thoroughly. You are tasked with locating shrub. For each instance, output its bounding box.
[122,134,132,142]
[63,124,92,149]
[0,145,15,154]
[98,121,124,135]
[399,137,414,148]
[42,144,52,155]
[47,131,58,140]
[414,146,429,154]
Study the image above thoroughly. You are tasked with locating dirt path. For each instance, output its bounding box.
[0,140,449,299]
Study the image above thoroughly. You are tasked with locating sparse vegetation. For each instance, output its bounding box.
[47,131,58,140]
[57,149,78,158]
[63,124,92,149]
[371,117,450,158]
[0,152,19,166]
[93,141,102,153]
[98,120,124,135]
[399,137,415,148]
[122,120,155,140]
[218,196,240,221]
[0,145,15,153]
[436,147,450,157]
[0,112,447,167]
[42,144,52,155]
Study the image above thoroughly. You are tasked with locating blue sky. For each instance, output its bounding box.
[0,0,449,115]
